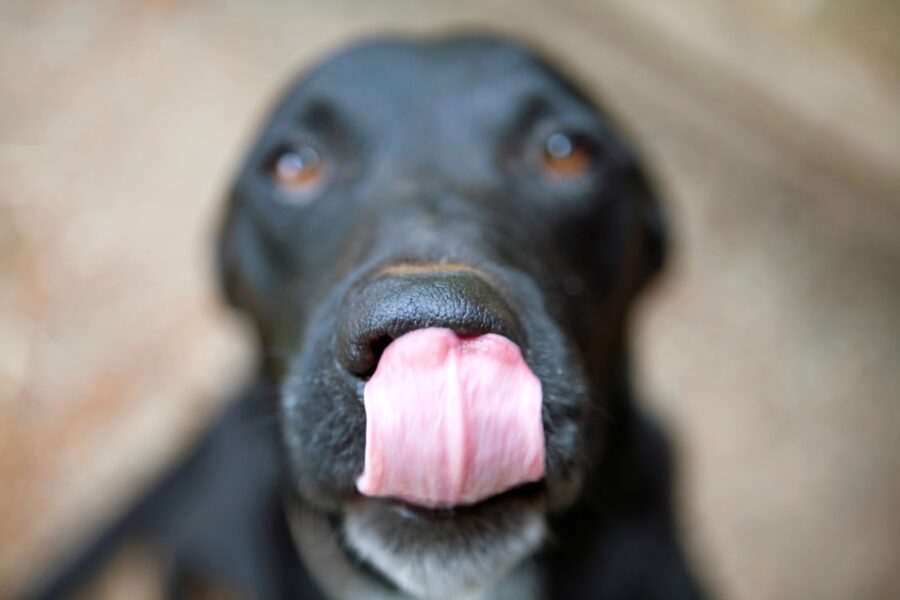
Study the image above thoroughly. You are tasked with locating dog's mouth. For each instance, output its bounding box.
[341,478,547,599]
[373,480,547,522]
[332,324,550,596]
[354,327,546,510]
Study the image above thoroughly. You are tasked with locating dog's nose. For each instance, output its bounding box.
[336,265,523,377]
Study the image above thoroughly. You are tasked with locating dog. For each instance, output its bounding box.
[29,34,704,600]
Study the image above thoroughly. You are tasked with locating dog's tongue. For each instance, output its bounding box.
[356,328,544,508]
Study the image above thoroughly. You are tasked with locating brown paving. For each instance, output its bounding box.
[1,1,899,598]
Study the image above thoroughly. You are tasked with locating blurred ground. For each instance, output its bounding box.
[1,0,899,598]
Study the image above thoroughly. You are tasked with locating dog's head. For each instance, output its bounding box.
[218,35,666,598]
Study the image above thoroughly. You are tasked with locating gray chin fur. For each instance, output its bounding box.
[342,500,546,599]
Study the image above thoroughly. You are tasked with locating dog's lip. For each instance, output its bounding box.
[354,480,547,523]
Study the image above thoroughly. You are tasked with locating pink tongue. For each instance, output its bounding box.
[356,327,544,508]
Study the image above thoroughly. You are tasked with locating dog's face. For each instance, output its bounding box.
[219,36,665,598]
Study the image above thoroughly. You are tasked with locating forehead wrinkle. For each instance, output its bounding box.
[291,42,590,137]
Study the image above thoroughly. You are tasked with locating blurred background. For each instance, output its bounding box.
[2,0,899,598]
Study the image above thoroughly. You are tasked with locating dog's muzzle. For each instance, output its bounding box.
[334,266,546,508]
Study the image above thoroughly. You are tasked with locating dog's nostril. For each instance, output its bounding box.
[336,270,522,378]
[359,334,395,378]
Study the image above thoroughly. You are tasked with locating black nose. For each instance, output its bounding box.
[335,267,523,377]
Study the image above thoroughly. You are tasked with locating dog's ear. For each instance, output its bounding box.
[216,195,276,314]
[626,160,669,290]
[216,191,288,335]
[216,195,244,309]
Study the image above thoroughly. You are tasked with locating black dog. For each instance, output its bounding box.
[30,34,703,600]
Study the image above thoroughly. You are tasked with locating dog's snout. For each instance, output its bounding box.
[336,266,522,377]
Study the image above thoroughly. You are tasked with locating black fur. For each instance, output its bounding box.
[28,34,704,599]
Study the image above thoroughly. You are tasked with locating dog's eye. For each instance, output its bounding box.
[540,132,595,180]
[270,145,325,192]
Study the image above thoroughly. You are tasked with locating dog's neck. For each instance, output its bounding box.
[286,498,541,600]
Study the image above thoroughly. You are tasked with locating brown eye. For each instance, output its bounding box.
[541,132,595,180]
[271,145,324,192]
